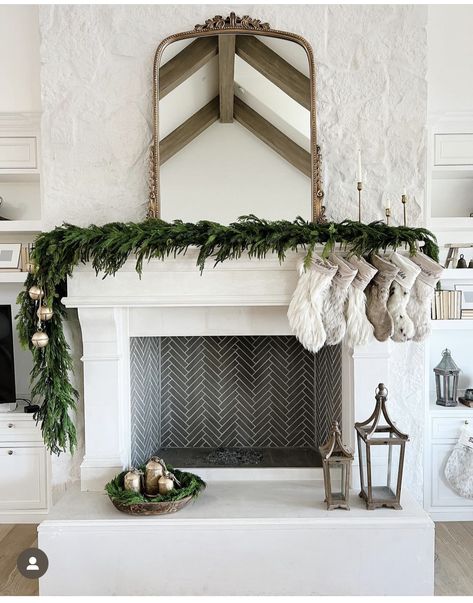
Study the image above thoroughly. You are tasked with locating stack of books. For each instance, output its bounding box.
[431,289,462,320]
[462,309,473,320]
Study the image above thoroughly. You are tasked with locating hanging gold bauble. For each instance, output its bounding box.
[28,285,44,300]
[25,262,37,275]
[158,471,175,495]
[37,306,53,321]
[31,331,49,348]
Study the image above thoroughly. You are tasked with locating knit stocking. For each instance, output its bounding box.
[366,255,399,342]
[344,257,377,348]
[322,254,357,345]
[407,253,443,342]
[288,254,337,354]
[387,252,421,342]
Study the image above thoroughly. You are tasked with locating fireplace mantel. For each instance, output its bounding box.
[64,252,393,491]
[63,250,304,308]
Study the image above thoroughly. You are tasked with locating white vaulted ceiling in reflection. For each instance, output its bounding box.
[159,35,311,224]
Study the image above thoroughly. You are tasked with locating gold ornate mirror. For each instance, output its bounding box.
[148,13,323,223]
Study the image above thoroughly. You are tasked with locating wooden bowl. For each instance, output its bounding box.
[111,494,194,516]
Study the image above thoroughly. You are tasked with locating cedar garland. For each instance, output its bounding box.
[17,216,439,455]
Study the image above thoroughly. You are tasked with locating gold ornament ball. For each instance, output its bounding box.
[28,285,44,300]
[158,472,175,495]
[37,306,53,321]
[25,262,37,275]
[31,331,49,348]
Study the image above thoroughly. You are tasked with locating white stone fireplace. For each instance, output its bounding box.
[63,249,394,491]
[38,250,434,596]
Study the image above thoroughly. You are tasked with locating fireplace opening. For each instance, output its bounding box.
[130,336,342,468]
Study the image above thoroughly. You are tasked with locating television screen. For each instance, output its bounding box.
[0,305,16,404]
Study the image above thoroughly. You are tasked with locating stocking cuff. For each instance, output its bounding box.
[347,256,377,291]
[329,254,358,289]
[410,252,443,288]
[389,252,421,290]
[370,254,399,283]
[310,253,338,277]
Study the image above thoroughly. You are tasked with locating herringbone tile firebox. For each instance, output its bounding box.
[130,336,342,466]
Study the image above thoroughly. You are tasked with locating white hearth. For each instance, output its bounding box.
[63,250,395,490]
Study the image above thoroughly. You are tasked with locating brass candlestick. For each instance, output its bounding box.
[357,181,362,222]
[385,207,391,226]
[401,194,407,226]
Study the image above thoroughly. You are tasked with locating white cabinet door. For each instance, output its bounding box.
[0,137,37,169]
[434,133,473,166]
[0,446,47,510]
[431,443,473,508]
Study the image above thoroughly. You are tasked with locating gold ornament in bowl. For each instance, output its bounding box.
[158,471,175,494]
[28,285,44,300]
[31,331,49,348]
[124,468,143,493]
[144,457,165,496]
[37,306,53,321]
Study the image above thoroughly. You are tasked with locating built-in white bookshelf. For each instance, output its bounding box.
[0,113,42,241]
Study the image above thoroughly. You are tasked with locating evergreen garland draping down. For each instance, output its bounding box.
[16,216,439,455]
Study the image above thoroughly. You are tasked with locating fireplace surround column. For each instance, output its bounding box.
[79,307,131,490]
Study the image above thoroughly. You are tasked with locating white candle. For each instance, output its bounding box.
[402,188,407,197]
[357,149,362,183]
[386,195,391,210]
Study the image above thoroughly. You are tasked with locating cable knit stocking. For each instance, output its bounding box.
[407,253,443,342]
[366,255,399,342]
[344,257,377,349]
[322,254,357,345]
[288,254,337,354]
[387,252,421,342]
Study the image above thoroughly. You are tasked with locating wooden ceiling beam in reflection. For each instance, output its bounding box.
[235,36,310,110]
[159,37,218,99]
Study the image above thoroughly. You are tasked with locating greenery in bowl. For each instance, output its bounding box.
[105,466,206,505]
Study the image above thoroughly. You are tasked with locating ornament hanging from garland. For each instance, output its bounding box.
[31,330,49,348]
[28,285,44,300]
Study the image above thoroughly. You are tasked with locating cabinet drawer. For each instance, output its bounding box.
[431,443,473,508]
[0,417,42,442]
[434,133,473,166]
[431,417,470,441]
[0,446,47,510]
[0,136,37,169]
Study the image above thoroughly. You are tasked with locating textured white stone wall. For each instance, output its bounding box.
[39,4,428,499]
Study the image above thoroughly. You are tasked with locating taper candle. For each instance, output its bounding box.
[357,149,362,182]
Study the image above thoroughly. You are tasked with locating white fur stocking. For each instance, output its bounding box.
[288,254,337,354]
[322,254,357,345]
[387,252,421,342]
[407,253,443,342]
[344,257,377,349]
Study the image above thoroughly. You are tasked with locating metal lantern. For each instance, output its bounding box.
[355,383,408,510]
[319,420,354,510]
[434,348,460,407]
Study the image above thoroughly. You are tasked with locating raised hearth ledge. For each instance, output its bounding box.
[39,481,434,595]
[63,253,394,491]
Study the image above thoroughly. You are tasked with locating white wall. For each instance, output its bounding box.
[427,5,473,116]
[0,5,41,112]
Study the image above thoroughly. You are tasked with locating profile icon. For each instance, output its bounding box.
[17,548,48,579]
[26,556,39,571]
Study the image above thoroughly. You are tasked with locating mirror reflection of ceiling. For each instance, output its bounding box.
[159,34,311,224]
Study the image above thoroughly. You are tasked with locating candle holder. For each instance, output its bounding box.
[401,194,407,226]
[357,181,363,222]
[385,207,391,226]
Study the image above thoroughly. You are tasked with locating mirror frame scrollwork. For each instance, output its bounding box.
[148,12,325,223]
